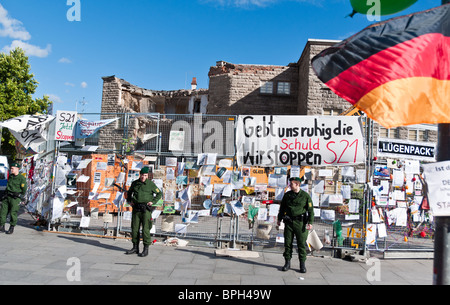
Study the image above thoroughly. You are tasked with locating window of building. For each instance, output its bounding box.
[260,81,273,94]
[379,127,399,139]
[193,99,201,113]
[418,129,427,142]
[277,82,291,95]
[408,129,428,142]
[379,127,388,138]
[408,129,417,141]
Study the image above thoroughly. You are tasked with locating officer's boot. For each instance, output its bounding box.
[6,225,14,235]
[138,245,149,257]
[299,260,307,273]
[281,259,291,271]
[125,243,140,255]
[0,225,5,233]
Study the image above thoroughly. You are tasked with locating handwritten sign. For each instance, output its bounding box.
[0,114,54,152]
[55,110,77,141]
[169,130,185,151]
[75,117,118,138]
[422,161,450,216]
[236,115,365,167]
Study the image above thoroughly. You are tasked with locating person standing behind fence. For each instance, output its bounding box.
[277,177,314,273]
[125,166,162,257]
[0,162,27,235]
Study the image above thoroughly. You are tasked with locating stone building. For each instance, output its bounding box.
[100,75,208,115]
[98,75,208,151]
[206,39,437,145]
[207,61,298,115]
[205,39,348,116]
[98,39,437,153]
[297,39,350,116]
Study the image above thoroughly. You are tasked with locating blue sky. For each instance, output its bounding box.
[0,0,442,114]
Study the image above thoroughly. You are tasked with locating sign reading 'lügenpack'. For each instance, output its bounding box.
[377,138,436,161]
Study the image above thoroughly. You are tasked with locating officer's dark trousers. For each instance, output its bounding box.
[283,219,308,262]
[0,197,20,227]
[131,209,152,246]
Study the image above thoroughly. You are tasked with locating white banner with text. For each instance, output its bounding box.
[236,115,366,167]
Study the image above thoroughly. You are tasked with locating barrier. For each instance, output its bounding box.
[366,160,434,252]
[29,112,433,255]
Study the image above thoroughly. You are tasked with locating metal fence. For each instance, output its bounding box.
[39,113,434,255]
[365,160,435,253]
[19,119,57,223]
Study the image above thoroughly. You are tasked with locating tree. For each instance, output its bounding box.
[0,47,52,159]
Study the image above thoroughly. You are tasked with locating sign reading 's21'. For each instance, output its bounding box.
[236,115,366,167]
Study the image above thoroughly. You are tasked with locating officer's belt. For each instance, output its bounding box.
[6,191,21,199]
[283,213,307,223]
[133,202,153,213]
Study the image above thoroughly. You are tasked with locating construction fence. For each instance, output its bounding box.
[19,113,434,255]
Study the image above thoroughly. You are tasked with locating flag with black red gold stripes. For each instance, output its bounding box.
[311,4,450,129]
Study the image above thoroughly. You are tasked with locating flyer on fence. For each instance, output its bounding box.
[422,160,450,216]
[236,115,366,167]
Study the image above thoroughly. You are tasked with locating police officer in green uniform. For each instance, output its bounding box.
[0,162,27,235]
[277,177,314,273]
[126,166,162,257]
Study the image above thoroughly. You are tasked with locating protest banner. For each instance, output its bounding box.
[377,138,436,161]
[422,160,450,216]
[0,114,55,152]
[236,115,365,167]
[55,110,77,141]
[75,117,119,138]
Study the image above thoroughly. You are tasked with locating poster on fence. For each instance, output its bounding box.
[422,160,450,216]
[0,114,55,152]
[55,110,77,141]
[75,117,118,138]
[236,115,365,167]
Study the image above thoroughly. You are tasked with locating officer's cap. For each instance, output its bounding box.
[10,162,20,168]
[289,177,302,183]
[140,167,150,174]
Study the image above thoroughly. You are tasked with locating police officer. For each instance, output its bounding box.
[126,166,162,257]
[0,162,27,235]
[277,177,314,273]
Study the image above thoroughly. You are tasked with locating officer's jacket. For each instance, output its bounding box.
[278,190,314,224]
[6,173,27,195]
[127,179,162,205]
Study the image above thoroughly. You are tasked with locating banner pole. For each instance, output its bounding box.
[433,122,450,285]
[432,0,450,287]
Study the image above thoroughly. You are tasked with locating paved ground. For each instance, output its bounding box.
[0,211,434,286]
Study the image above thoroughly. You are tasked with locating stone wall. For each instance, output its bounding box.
[98,76,208,151]
[99,76,125,150]
[207,61,299,115]
[98,42,437,153]
[297,40,350,116]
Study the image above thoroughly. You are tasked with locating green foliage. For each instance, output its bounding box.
[122,137,136,154]
[0,47,52,158]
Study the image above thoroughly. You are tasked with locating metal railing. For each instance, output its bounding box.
[31,113,434,254]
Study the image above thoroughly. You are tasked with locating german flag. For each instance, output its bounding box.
[311,4,450,128]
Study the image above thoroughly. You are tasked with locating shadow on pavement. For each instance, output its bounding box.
[175,247,284,271]
[57,235,126,252]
